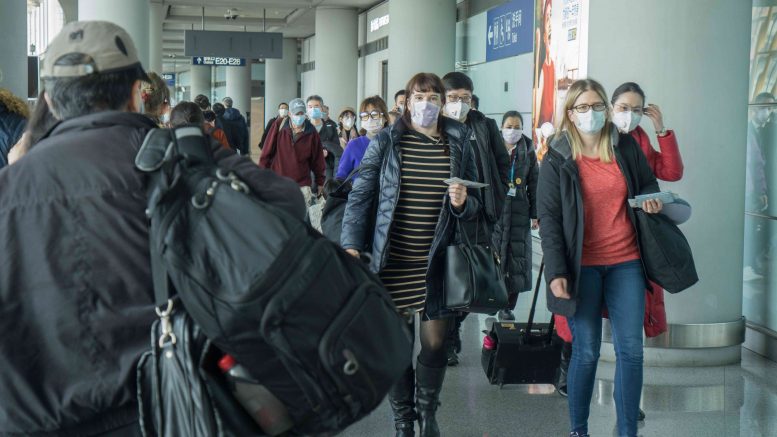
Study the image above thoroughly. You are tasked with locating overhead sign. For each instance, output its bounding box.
[486,0,533,62]
[184,30,282,59]
[192,57,246,66]
[161,73,175,86]
[370,14,390,32]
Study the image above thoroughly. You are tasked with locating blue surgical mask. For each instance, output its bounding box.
[292,114,306,127]
[575,109,606,134]
[307,107,323,120]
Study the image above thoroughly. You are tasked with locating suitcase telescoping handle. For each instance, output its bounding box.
[524,258,556,344]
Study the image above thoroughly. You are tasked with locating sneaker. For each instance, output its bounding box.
[498,309,515,321]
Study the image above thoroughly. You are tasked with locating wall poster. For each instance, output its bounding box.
[531,0,589,160]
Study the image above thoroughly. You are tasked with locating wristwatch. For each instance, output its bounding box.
[656,127,668,137]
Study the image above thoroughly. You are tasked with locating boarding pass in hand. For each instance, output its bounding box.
[444,177,489,189]
[628,191,678,208]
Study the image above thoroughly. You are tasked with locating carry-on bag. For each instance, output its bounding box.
[481,260,563,386]
[135,126,412,436]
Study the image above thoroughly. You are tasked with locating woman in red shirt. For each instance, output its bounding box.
[538,79,662,437]
[554,83,683,402]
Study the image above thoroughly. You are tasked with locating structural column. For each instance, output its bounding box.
[148,0,165,74]
[0,0,27,99]
[190,65,212,102]
[587,0,752,366]
[225,63,252,116]
[78,0,150,69]
[265,38,299,126]
[388,0,456,95]
[314,7,358,116]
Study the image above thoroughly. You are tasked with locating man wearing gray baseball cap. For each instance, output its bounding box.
[0,21,304,436]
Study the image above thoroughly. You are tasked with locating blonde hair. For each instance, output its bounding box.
[558,79,614,162]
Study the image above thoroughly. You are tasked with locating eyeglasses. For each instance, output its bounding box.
[614,103,644,115]
[446,95,473,104]
[571,103,607,113]
[359,111,384,121]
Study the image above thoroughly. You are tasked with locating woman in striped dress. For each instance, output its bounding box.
[341,73,482,437]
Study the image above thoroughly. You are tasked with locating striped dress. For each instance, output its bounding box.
[380,130,451,312]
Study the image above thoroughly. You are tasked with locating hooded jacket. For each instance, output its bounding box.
[0,90,28,168]
[341,117,482,318]
[537,126,659,317]
[222,107,248,154]
[0,111,305,436]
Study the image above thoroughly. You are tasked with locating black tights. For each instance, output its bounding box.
[408,316,452,368]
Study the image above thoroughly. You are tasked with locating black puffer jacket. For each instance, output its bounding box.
[537,126,659,317]
[493,134,539,294]
[0,111,305,436]
[341,117,482,318]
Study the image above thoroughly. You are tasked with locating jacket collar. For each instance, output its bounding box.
[48,111,157,139]
[549,124,621,161]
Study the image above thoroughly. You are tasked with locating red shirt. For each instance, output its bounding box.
[630,126,683,181]
[577,155,640,266]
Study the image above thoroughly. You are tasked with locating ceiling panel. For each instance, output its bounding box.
[159,0,384,59]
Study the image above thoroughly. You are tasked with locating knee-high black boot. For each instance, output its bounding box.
[416,361,446,437]
[556,341,572,397]
[388,365,417,437]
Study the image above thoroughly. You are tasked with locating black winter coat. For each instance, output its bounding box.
[493,135,539,294]
[319,120,342,181]
[341,117,482,318]
[537,126,659,317]
[465,110,511,227]
[0,111,305,436]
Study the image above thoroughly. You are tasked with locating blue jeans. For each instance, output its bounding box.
[567,259,646,437]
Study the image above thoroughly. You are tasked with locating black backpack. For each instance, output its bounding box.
[135,126,412,435]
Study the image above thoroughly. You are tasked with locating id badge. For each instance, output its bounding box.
[507,185,517,197]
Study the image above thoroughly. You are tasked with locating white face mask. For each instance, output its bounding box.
[574,110,606,134]
[342,117,355,130]
[161,112,170,125]
[540,122,556,139]
[363,118,383,134]
[279,108,289,117]
[502,128,522,145]
[612,110,641,133]
[411,101,441,127]
[291,114,306,127]
[444,101,470,121]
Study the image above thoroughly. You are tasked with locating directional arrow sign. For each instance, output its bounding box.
[485,0,533,62]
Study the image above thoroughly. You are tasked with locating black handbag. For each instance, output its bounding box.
[444,217,509,314]
[137,248,263,437]
[481,260,563,386]
[634,209,698,293]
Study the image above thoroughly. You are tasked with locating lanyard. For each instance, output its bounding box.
[509,147,519,188]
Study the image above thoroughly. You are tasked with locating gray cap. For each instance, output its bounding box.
[289,98,306,116]
[40,20,149,81]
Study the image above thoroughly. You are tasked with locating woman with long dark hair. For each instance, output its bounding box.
[341,73,481,437]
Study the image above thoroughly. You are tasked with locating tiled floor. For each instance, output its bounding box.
[339,309,777,437]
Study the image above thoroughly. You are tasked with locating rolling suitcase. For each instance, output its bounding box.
[482,260,563,386]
